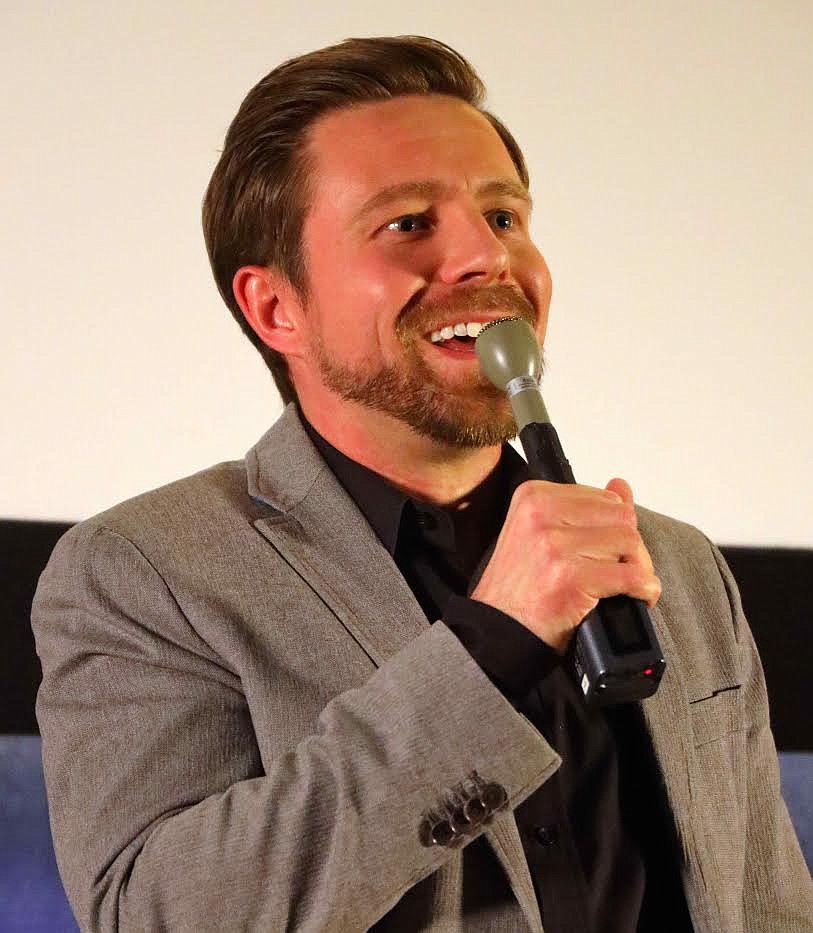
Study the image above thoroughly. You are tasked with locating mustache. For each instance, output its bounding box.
[397,284,536,338]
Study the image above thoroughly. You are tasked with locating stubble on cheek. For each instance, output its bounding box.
[311,326,519,448]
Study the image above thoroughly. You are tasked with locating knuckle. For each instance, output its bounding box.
[511,481,533,509]
[622,562,646,590]
[637,540,655,571]
[512,482,543,521]
[538,529,561,562]
[548,556,576,594]
[630,565,659,597]
[523,483,558,528]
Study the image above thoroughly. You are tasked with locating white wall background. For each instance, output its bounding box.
[2,1,811,545]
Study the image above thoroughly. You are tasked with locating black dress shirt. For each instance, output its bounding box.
[301,412,693,933]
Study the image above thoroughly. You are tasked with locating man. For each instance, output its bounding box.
[32,35,811,932]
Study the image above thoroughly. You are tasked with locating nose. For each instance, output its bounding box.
[434,207,510,287]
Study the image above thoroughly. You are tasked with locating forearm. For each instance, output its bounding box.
[117,626,553,930]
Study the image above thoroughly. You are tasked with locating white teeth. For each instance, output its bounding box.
[429,322,488,343]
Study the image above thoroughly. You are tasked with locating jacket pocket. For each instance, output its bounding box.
[690,685,744,747]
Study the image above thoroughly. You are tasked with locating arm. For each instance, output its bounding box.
[32,521,559,932]
[706,539,813,930]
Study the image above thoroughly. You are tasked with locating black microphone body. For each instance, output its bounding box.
[519,420,665,706]
[475,317,665,706]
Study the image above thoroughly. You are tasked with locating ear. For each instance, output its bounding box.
[232,265,305,358]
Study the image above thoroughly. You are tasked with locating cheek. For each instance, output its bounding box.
[308,263,420,362]
[331,254,423,329]
[515,243,552,306]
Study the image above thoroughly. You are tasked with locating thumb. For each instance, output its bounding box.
[605,476,634,506]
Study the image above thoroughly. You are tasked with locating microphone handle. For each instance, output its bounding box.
[517,421,666,706]
[519,421,575,484]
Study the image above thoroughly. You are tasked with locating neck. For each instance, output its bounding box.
[297,395,503,507]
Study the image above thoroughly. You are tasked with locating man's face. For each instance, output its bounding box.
[290,93,552,447]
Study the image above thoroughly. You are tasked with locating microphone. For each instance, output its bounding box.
[475,317,665,706]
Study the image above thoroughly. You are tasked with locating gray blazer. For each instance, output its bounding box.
[32,403,812,932]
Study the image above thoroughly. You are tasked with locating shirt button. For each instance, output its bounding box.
[533,825,559,847]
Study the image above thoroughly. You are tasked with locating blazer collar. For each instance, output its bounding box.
[245,402,329,516]
[244,402,431,665]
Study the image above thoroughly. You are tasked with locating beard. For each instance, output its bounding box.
[310,283,544,448]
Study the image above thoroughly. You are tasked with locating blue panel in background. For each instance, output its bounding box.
[0,736,810,930]
[779,751,813,872]
[0,736,78,932]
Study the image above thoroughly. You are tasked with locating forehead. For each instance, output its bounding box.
[304,94,521,218]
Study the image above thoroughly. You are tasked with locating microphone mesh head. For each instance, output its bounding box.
[475,318,542,391]
[477,316,523,337]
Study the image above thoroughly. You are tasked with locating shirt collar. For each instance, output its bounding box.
[300,411,408,556]
[299,406,530,557]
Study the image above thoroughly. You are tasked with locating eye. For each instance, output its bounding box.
[385,213,432,234]
[489,209,515,231]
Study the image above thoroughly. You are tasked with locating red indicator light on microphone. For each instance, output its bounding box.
[643,668,653,676]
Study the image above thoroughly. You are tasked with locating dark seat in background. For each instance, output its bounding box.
[2,521,79,932]
[2,519,811,931]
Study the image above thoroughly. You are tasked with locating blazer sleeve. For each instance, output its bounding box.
[32,520,560,932]
[705,539,813,930]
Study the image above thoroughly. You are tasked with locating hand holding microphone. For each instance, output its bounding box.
[470,476,661,655]
[473,317,666,705]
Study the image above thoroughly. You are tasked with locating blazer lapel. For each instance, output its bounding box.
[246,404,429,664]
[245,405,544,932]
[485,814,545,933]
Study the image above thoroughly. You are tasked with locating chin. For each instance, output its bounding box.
[405,397,517,448]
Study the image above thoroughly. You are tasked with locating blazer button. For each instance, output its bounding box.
[480,782,508,813]
[419,816,456,847]
[449,801,478,835]
[463,795,488,826]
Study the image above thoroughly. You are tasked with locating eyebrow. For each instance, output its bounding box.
[352,178,533,229]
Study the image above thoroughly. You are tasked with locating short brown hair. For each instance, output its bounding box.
[202,35,530,404]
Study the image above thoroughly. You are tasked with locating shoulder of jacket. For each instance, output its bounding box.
[62,458,272,554]
[634,503,733,618]
[634,502,711,555]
